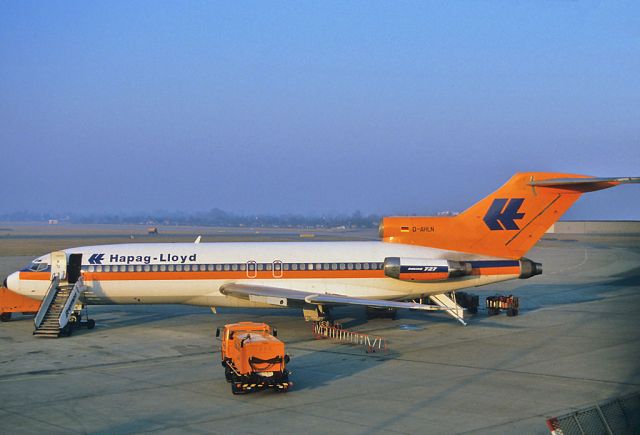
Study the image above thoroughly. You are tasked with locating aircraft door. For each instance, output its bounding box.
[246,261,257,278]
[273,260,283,278]
[50,251,67,280]
[67,254,83,284]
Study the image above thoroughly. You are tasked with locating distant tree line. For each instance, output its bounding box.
[0,208,382,229]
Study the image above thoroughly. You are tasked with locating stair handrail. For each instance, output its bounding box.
[58,277,85,328]
[34,275,60,328]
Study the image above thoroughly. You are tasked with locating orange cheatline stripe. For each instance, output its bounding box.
[471,266,520,276]
[18,267,521,281]
[398,272,449,281]
[19,270,385,281]
[19,271,50,280]
[89,270,386,280]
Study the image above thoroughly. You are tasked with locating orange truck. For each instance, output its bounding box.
[216,322,291,394]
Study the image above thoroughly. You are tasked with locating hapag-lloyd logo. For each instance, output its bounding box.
[483,198,525,231]
[88,253,197,265]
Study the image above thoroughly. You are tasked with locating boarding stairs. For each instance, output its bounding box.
[33,276,84,337]
[428,292,467,326]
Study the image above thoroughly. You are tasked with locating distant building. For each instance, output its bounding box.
[48,219,59,225]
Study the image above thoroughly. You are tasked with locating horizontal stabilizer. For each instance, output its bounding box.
[529,177,639,191]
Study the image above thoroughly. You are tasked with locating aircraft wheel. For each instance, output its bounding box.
[87,319,96,329]
[0,312,12,322]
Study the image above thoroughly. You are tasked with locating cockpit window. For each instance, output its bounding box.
[27,262,50,272]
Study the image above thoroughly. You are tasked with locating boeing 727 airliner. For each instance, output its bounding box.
[3,172,638,332]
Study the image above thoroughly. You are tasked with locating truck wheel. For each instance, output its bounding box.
[1,312,12,322]
[225,367,233,383]
[231,382,247,395]
[87,319,96,329]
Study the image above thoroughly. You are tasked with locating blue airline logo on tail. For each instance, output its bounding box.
[483,198,525,230]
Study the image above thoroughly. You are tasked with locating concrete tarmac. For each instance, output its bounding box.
[1,234,639,434]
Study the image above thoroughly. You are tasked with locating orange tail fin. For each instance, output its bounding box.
[380,172,638,259]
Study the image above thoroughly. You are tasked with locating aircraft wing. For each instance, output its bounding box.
[219,283,449,311]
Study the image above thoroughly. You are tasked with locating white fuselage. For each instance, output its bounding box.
[8,241,522,308]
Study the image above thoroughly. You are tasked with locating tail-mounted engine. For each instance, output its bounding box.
[383,257,472,282]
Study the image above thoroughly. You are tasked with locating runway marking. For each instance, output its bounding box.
[546,248,589,275]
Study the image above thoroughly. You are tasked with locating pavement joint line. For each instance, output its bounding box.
[288,344,640,388]
[3,356,428,428]
[388,355,640,387]
[0,351,217,381]
[1,405,70,432]
[136,399,405,435]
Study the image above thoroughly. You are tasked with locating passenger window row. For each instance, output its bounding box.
[84,262,383,273]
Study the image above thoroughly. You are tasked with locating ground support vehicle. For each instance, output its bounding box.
[216,322,291,395]
[486,295,519,316]
[454,292,479,314]
[0,286,40,322]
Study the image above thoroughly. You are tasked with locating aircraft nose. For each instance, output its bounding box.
[5,271,20,292]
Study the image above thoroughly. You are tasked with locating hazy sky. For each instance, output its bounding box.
[1,1,638,219]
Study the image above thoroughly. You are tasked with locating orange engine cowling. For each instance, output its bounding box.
[383,257,472,282]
